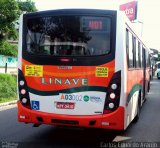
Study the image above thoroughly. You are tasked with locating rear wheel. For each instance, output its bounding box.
[157,73,160,79]
[147,81,150,92]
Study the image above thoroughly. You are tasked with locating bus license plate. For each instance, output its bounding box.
[56,102,75,109]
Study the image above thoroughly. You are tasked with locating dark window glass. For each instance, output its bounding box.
[126,29,129,65]
[141,46,143,68]
[148,53,151,67]
[133,36,136,68]
[142,46,145,68]
[146,51,149,67]
[149,54,151,67]
[138,41,141,67]
[26,16,111,56]
[158,63,160,69]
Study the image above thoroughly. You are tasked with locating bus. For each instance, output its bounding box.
[17,9,150,130]
[155,62,160,79]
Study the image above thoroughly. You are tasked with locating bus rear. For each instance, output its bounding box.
[17,9,124,130]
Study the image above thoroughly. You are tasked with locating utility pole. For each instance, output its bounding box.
[2,56,7,73]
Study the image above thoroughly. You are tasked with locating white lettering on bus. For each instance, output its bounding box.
[42,78,88,86]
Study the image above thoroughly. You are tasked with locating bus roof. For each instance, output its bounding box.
[23,8,149,52]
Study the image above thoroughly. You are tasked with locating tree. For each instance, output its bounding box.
[0,0,37,41]
[0,0,37,57]
[0,41,18,57]
[17,0,37,14]
[0,0,19,41]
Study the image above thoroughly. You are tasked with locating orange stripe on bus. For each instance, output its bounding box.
[44,71,95,77]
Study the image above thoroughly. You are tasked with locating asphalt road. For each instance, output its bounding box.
[0,78,160,148]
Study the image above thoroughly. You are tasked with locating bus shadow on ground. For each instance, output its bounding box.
[20,126,120,148]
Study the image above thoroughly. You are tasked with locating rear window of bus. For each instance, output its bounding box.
[26,16,111,56]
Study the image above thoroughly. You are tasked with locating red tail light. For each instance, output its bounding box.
[103,71,121,114]
[18,69,31,109]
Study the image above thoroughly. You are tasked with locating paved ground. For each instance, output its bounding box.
[120,79,160,142]
[0,78,160,148]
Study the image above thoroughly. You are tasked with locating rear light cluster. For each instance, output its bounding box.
[104,71,121,114]
[18,69,31,108]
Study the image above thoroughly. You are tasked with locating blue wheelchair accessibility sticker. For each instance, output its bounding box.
[31,101,40,110]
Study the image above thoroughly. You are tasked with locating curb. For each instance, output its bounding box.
[0,100,17,107]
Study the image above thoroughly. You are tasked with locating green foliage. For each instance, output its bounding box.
[0,0,37,57]
[0,0,19,40]
[17,0,37,14]
[0,0,37,42]
[0,41,18,57]
[0,74,17,102]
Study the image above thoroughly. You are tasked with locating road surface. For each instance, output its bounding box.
[0,78,160,147]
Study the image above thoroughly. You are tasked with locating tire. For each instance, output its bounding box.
[133,103,140,123]
[147,81,150,92]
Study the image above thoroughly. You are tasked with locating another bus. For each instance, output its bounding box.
[17,9,150,130]
[155,62,160,79]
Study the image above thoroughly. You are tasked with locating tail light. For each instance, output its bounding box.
[18,69,31,109]
[103,71,121,114]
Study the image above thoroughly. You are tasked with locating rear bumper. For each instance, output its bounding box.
[17,101,124,130]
